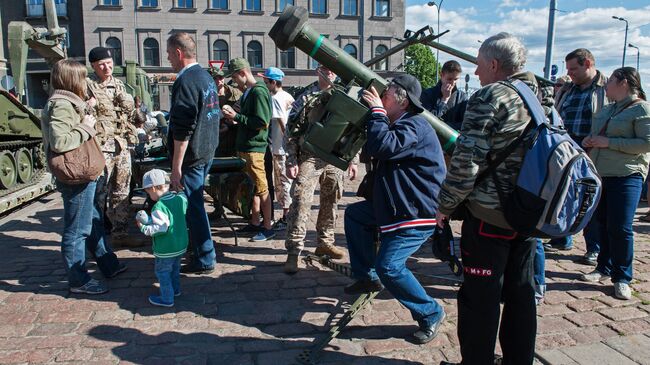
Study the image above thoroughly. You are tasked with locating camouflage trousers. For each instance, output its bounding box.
[96,140,132,238]
[285,156,343,255]
[273,154,293,210]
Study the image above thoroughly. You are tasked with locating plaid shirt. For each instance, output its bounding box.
[559,85,594,138]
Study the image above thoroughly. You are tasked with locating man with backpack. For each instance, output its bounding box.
[436,33,548,365]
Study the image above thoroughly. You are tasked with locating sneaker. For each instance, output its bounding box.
[148,295,174,307]
[284,254,300,275]
[238,223,264,233]
[614,282,632,300]
[69,279,109,295]
[543,243,572,252]
[580,251,598,266]
[343,279,384,295]
[315,244,345,260]
[174,290,182,297]
[273,217,288,231]
[180,263,215,275]
[412,311,446,344]
[580,270,610,283]
[106,263,128,279]
[251,229,276,242]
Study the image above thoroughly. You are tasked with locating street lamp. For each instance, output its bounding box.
[628,43,640,70]
[613,16,629,67]
[427,0,444,83]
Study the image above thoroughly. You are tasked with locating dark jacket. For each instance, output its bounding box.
[169,64,220,168]
[365,107,447,229]
[420,82,468,131]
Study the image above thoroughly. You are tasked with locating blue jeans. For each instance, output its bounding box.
[183,162,215,269]
[534,238,545,302]
[345,201,444,327]
[595,175,642,284]
[58,179,119,287]
[155,256,182,303]
[546,218,600,253]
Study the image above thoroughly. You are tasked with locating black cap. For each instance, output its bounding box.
[390,74,424,113]
[88,47,112,63]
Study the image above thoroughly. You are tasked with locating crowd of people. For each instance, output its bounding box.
[41,30,650,365]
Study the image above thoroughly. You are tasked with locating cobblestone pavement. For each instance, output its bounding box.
[1,173,649,365]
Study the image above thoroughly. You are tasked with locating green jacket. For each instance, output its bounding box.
[235,81,272,153]
[589,96,650,179]
[140,191,189,258]
[41,90,97,154]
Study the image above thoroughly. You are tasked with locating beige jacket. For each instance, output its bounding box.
[41,90,96,153]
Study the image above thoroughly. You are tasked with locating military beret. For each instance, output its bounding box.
[88,47,112,63]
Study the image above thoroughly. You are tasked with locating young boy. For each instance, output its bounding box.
[137,169,189,307]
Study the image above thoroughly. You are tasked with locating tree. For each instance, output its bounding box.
[404,44,440,89]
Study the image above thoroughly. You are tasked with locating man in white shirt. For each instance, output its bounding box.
[258,67,295,229]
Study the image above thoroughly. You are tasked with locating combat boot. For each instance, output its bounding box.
[284,254,300,275]
[315,244,344,260]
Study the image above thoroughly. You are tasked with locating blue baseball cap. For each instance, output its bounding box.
[257,67,285,81]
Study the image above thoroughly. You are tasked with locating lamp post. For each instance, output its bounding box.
[427,0,444,83]
[613,16,629,67]
[628,43,640,70]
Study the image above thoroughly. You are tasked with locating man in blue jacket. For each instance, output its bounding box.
[343,74,447,344]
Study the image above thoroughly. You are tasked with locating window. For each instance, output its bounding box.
[55,0,67,16]
[310,0,326,14]
[343,44,357,60]
[175,0,193,8]
[247,41,263,68]
[140,0,158,7]
[374,0,389,17]
[101,0,120,5]
[309,57,319,69]
[143,38,160,66]
[244,0,261,11]
[277,0,293,11]
[210,0,228,9]
[105,37,123,66]
[212,40,229,62]
[341,0,357,16]
[374,45,388,70]
[280,47,295,69]
[26,0,44,17]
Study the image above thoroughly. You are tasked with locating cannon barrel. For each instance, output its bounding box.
[269,5,459,153]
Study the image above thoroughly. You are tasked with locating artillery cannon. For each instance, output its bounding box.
[269,5,459,170]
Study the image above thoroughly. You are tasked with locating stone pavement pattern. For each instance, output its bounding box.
[0,173,649,365]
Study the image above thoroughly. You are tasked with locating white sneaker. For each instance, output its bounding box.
[614,282,632,300]
[580,270,610,282]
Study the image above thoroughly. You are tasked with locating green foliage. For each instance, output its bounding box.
[404,44,441,89]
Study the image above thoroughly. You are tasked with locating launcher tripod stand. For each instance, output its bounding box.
[297,248,463,365]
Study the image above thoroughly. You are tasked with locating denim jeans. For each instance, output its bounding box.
[183,162,216,269]
[58,179,119,287]
[546,218,600,253]
[87,174,121,276]
[345,201,444,327]
[534,238,546,302]
[595,174,642,284]
[155,256,182,303]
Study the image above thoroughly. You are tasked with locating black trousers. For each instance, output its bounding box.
[457,214,537,365]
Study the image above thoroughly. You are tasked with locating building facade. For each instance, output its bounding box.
[82,0,406,109]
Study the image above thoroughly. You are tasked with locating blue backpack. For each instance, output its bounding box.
[489,79,602,238]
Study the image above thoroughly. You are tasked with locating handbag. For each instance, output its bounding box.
[46,98,105,184]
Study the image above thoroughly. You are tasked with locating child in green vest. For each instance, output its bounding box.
[137,169,189,307]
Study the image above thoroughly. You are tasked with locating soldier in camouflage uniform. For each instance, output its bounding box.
[436,33,541,365]
[86,47,141,247]
[283,65,358,274]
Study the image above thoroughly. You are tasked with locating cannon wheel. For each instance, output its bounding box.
[15,148,34,184]
[0,151,18,189]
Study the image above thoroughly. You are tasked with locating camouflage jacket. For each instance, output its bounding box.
[438,72,554,229]
[285,84,324,167]
[87,74,138,151]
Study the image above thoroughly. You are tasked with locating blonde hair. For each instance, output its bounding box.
[50,60,87,99]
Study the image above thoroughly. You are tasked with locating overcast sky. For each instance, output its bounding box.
[405,0,650,91]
